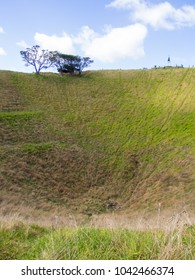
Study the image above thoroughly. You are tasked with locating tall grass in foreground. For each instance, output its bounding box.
[0,223,194,260]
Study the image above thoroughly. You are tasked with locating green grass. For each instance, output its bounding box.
[0,111,42,124]
[0,223,194,260]
[11,69,195,154]
[0,68,194,219]
[20,142,54,153]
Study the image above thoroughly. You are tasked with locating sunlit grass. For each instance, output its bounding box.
[0,223,194,260]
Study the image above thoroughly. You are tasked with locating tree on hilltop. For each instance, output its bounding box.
[54,53,93,75]
[77,56,94,75]
[20,45,57,74]
[54,54,80,74]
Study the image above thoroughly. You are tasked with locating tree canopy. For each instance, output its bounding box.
[20,45,57,74]
[54,53,93,75]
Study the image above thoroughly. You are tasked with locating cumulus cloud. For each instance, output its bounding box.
[74,25,97,48]
[34,32,75,53]
[0,26,6,55]
[107,0,195,30]
[31,24,147,63]
[0,47,6,56]
[77,24,147,62]
[107,0,144,9]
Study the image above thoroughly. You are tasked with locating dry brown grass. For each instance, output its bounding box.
[0,199,194,231]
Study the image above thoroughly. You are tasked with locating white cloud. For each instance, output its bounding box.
[77,24,147,62]
[34,32,75,54]
[30,24,147,63]
[0,47,6,56]
[107,0,195,30]
[16,40,30,49]
[0,25,6,55]
[73,25,97,54]
[107,0,145,9]
[0,26,6,55]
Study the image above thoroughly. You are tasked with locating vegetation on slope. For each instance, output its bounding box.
[0,69,194,219]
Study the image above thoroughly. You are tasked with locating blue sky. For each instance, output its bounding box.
[1,0,195,72]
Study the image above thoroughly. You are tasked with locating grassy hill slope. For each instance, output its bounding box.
[0,69,194,225]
